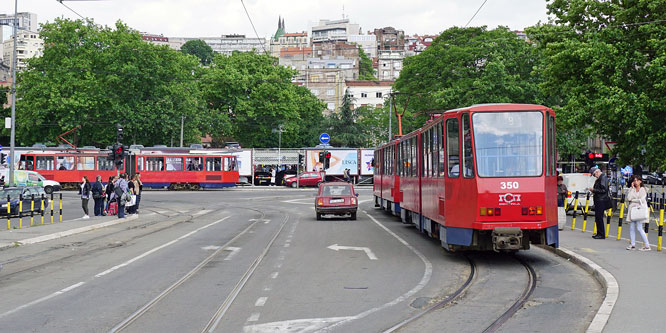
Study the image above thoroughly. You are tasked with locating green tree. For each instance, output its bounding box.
[527,0,666,168]
[358,46,377,80]
[17,18,204,147]
[181,39,214,66]
[199,51,325,148]
[393,26,545,136]
[324,89,365,147]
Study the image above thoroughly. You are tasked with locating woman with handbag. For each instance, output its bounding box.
[626,175,651,251]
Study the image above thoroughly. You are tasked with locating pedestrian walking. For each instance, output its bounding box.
[625,175,651,251]
[127,175,139,214]
[589,167,611,239]
[79,176,91,219]
[270,167,276,186]
[557,175,568,230]
[91,175,105,216]
[114,173,129,219]
[344,168,351,182]
[135,173,143,213]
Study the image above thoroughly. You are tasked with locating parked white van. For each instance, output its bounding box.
[561,173,596,213]
[0,170,62,194]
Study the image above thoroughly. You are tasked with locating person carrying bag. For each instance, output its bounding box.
[625,175,651,251]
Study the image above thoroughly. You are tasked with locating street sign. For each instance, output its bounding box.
[319,133,330,144]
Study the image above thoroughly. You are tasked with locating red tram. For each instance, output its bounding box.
[374,104,558,251]
[16,147,239,190]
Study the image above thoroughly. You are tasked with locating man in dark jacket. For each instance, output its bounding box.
[91,175,105,216]
[589,167,611,239]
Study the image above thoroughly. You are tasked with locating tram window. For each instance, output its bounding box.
[77,156,95,171]
[137,157,144,171]
[206,157,222,171]
[431,128,437,177]
[462,114,475,178]
[146,157,165,171]
[186,157,203,171]
[412,137,417,177]
[446,119,460,178]
[36,156,55,171]
[546,116,551,176]
[97,156,115,171]
[20,156,35,170]
[438,122,446,177]
[56,156,75,170]
[166,157,184,171]
[224,157,232,171]
[550,115,556,175]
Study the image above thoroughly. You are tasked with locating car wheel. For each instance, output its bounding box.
[350,212,357,220]
[291,182,297,188]
[44,186,53,194]
[316,213,322,220]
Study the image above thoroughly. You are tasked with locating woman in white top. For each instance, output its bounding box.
[625,175,650,251]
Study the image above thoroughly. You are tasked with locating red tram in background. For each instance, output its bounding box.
[16,147,239,190]
[374,104,558,251]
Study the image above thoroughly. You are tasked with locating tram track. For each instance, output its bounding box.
[384,254,538,333]
[108,207,292,333]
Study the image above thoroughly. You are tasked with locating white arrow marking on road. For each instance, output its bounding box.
[327,244,378,260]
[223,247,241,261]
[202,245,221,251]
[243,316,354,333]
[249,218,271,224]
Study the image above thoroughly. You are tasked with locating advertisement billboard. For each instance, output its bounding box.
[306,149,358,175]
[360,149,375,176]
[229,150,252,176]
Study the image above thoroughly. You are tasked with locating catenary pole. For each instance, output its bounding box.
[9,0,18,186]
[388,92,393,141]
[179,115,184,147]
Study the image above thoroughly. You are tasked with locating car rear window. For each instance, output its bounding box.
[322,185,352,196]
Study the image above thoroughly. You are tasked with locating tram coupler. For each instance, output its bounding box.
[492,227,523,252]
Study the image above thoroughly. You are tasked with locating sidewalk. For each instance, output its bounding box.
[557,215,666,332]
[0,214,138,250]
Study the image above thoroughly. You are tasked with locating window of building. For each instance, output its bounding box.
[376,92,382,98]
[361,92,368,98]
[327,103,335,110]
[327,89,335,96]
[311,89,319,95]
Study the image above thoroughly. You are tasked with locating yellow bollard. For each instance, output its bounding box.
[658,197,664,251]
[30,195,34,227]
[605,208,612,238]
[6,195,10,230]
[582,193,591,232]
[571,191,580,230]
[50,193,54,224]
[616,197,625,241]
[18,196,23,229]
[59,193,63,223]
[40,195,45,225]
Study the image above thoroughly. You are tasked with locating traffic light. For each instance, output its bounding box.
[115,145,124,169]
[0,153,5,165]
[117,124,123,144]
[318,151,325,163]
[298,153,304,166]
[324,151,331,169]
[108,145,116,162]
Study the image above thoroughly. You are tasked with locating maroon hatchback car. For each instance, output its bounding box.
[315,182,358,220]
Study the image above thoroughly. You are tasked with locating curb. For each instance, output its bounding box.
[0,214,139,250]
[539,245,618,333]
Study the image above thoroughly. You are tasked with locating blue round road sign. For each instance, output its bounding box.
[319,133,330,144]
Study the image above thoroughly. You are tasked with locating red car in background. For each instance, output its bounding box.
[284,171,323,188]
[315,182,358,220]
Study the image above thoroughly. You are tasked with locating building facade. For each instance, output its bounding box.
[377,50,404,81]
[345,80,393,109]
[348,34,377,58]
[373,26,405,51]
[311,19,361,44]
[2,30,43,72]
[404,34,435,56]
[170,35,268,56]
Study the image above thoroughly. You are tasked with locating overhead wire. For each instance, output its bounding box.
[464,0,489,28]
[239,0,268,54]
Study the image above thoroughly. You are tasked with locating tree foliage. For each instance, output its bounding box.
[199,52,325,148]
[323,89,365,147]
[357,46,377,80]
[393,26,546,136]
[17,18,203,147]
[528,0,666,168]
[181,39,214,66]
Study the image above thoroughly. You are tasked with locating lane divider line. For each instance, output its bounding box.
[0,282,85,319]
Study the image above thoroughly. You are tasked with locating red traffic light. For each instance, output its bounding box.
[588,153,594,159]
[325,152,331,159]
[115,146,123,154]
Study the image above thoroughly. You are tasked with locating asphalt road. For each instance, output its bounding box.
[0,188,601,332]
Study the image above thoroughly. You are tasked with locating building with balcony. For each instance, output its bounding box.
[345,80,393,109]
[373,26,405,51]
[311,19,361,44]
[170,34,268,56]
[2,30,43,72]
[377,49,404,80]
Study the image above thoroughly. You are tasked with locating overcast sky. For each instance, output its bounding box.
[3,0,552,38]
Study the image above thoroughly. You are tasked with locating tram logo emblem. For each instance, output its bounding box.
[499,193,521,205]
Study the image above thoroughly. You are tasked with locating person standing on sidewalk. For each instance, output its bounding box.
[135,173,143,213]
[589,167,611,239]
[625,175,651,251]
[91,175,105,217]
[105,176,116,214]
[79,176,91,219]
[115,173,129,219]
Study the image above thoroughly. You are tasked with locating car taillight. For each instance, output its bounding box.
[351,197,357,205]
[522,206,543,215]
[317,198,323,206]
[480,207,501,216]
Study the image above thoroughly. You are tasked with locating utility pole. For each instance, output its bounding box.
[179,115,184,147]
[9,0,18,186]
[388,91,393,141]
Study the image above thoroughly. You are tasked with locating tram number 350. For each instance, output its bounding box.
[500,182,519,190]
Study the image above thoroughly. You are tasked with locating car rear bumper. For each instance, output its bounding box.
[316,206,358,214]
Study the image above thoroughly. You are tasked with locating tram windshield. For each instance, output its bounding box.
[472,111,543,177]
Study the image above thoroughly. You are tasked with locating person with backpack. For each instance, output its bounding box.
[91,175,105,216]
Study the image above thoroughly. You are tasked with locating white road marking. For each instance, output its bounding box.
[243,316,354,333]
[95,216,231,278]
[202,246,221,251]
[223,247,242,261]
[0,282,85,319]
[255,297,268,307]
[247,313,261,322]
[194,209,213,216]
[263,286,271,291]
[249,218,271,224]
[270,272,279,279]
[327,244,378,260]
[283,243,290,248]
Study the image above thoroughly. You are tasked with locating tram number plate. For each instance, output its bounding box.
[330,199,344,203]
[500,182,519,190]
